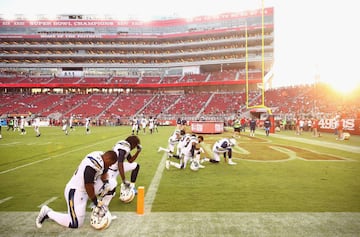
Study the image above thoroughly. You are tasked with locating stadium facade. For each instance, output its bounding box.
[0,7,274,123]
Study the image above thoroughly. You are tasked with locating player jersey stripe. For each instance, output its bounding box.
[86,156,102,170]
[68,188,79,228]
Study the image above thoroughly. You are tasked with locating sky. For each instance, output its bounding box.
[0,0,359,92]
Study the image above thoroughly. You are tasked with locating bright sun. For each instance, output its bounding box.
[319,66,359,95]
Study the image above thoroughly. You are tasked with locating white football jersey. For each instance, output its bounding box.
[168,132,180,146]
[109,140,131,171]
[213,138,231,153]
[67,151,105,192]
[182,135,198,157]
[177,133,191,151]
[149,118,154,129]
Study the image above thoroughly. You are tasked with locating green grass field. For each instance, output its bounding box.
[0,125,359,236]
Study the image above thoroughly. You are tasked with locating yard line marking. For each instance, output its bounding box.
[37,197,58,208]
[0,158,52,175]
[0,137,117,175]
[0,196,13,204]
[0,142,21,146]
[144,151,167,213]
[26,142,52,146]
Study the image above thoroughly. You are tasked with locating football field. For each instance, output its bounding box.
[0,125,359,236]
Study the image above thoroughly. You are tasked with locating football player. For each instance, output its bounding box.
[95,135,142,205]
[35,150,117,229]
[33,116,41,137]
[166,134,204,170]
[85,117,91,134]
[201,138,237,165]
[131,116,139,135]
[148,116,155,134]
[19,115,26,135]
[62,118,69,135]
[157,129,183,158]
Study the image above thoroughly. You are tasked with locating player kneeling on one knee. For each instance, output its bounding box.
[201,138,237,165]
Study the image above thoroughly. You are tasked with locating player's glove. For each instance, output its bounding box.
[92,198,104,208]
[137,144,142,151]
[123,180,131,188]
[99,180,110,197]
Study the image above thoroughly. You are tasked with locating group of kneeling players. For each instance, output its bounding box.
[35,125,237,230]
[158,128,237,171]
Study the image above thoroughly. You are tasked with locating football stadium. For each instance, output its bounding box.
[0,1,360,236]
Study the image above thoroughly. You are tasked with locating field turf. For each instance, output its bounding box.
[0,125,359,236]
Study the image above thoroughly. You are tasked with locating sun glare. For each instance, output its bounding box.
[320,69,359,95]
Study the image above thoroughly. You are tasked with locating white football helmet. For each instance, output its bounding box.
[90,206,112,230]
[229,138,236,146]
[190,161,199,171]
[343,132,351,140]
[119,183,136,203]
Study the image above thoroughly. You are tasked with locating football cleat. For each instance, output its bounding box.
[228,160,237,165]
[35,205,52,228]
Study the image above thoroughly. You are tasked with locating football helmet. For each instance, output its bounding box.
[90,206,112,230]
[190,161,199,171]
[119,183,136,203]
[343,132,351,140]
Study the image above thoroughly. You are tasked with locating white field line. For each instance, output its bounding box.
[0,141,21,146]
[37,197,58,208]
[0,137,116,175]
[0,196,13,204]
[144,151,167,213]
